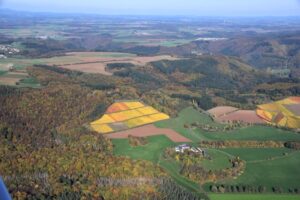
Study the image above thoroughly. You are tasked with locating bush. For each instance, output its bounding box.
[210,185,218,193]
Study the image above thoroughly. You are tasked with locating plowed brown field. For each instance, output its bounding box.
[106,124,191,143]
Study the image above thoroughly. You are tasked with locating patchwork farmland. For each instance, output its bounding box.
[207,97,300,129]
[90,101,170,134]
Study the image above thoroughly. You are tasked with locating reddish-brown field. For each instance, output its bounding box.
[106,124,191,143]
[216,110,266,124]
[285,104,300,116]
[207,106,239,118]
[60,63,112,75]
[57,52,178,74]
[0,77,21,85]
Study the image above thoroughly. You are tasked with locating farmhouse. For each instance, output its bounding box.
[175,144,204,155]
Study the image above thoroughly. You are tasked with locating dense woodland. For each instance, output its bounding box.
[0,64,210,199]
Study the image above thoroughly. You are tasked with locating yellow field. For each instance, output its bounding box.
[109,109,143,122]
[90,124,113,133]
[149,113,170,121]
[136,106,158,115]
[91,114,115,124]
[90,101,170,134]
[124,102,144,109]
[256,97,300,129]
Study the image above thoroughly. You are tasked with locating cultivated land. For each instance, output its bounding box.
[209,194,300,200]
[107,124,191,143]
[61,52,178,74]
[112,107,300,196]
[0,52,178,75]
[156,107,300,142]
[0,69,40,87]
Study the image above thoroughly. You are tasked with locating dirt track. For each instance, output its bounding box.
[106,124,191,143]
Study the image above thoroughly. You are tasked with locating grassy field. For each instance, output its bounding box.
[112,135,205,196]
[221,148,295,162]
[201,149,233,170]
[156,107,300,142]
[113,107,300,197]
[225,151,300,190]
[18,77,41,88]
[0,52,137,70]
[209,194,300,200]
[0,71,7,76]
[112,135,174,163]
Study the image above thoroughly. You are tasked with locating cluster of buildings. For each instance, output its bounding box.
[0,45,20,55]
[0,54,7,59]
[175,144,205,155]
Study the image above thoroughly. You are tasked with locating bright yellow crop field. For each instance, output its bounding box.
[90,101,170,133]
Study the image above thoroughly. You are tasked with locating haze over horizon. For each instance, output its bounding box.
[1,0,300,16]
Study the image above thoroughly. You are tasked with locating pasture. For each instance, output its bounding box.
[224,151,300,191]
[112,107,300,196]
[156,107,300,142]
[0,69,40,88]
[112,135,174,163]
[221,148,295,162]
[209,194,300,200]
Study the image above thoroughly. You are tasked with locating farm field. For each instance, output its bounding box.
[0,52,178,75]
[209,194,300,200]
[90,101,173,134]
[107,124,191,143]
[156,107,300,142]
[224,151,300,191]
[0,69,40,88]
[112,135,174,163]
[152,107,300,195]
[221,148,295,162]
[200,149,232,170]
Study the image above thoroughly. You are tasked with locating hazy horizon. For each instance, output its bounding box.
[1,0,300,16]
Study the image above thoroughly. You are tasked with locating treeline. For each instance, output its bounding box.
[181,157,245,184]
[106,63,135,70]
[199,140,284,148]
[113,68,164,91]
[210,184,267,193]
[20,38,83,57]
[128,135,148,147]
[171,94,215,110]
[34,64,83,77]
[155,178,208,200]
[210,184,300,194]
[257,86,300,98]
[285,141,300,150]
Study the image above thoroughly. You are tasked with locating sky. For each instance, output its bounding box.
[1,0,300,16]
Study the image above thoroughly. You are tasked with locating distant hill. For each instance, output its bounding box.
[194,32,300,73]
